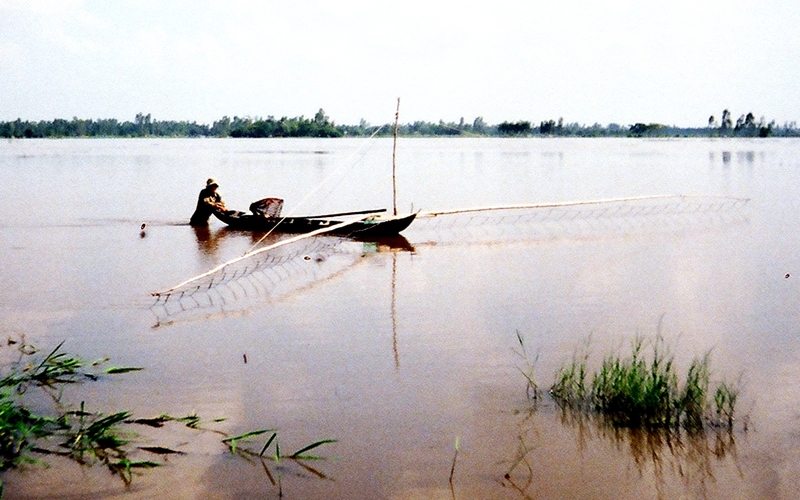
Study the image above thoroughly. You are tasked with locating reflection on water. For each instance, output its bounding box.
[738,151,756,163]
[502,401,741,500]
[192,225,219,255]
[558,410,739,499]
[715,150,758,166]
[192,226,287,257]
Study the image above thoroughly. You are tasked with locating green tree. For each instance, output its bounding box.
[721,109,732,130]
[539,120,556,135]
[134,113,152,136]
[498,121,531,135]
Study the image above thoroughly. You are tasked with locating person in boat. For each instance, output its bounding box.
[189,178,227,226]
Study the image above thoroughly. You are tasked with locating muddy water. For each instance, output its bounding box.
[1,137,800,498]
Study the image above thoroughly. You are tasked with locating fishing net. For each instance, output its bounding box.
[150,195,748,325]
[408,195,749,245]
[150,230,368,326]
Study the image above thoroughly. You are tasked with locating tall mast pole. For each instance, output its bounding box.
[392,97,400,216]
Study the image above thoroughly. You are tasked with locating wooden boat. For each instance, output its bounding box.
[215,100,416,240]
[212,200,416,238]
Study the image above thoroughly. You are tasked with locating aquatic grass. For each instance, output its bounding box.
[0,392,60,469]
[550,337,738,431]
[713,381,738,429]
[222,428,274,454]
[108,459,161,487]
[288,439,337,459]
[0,341,86,389]
[512,331,540,400]
[680,354,710,430]
[508,333,744,495]
[127,413,223,430]
[0,339,337,497]
[222,428,335,461]
[548,340,590,408]
[61,403,133,464]
[0,340,158,489]
[219,427,336,495]
[259,432,277,457]
[103,366,144,375]
[589,337,681,428]
[449,436,460,485]
[0,341,142,394]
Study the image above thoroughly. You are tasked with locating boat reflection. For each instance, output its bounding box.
[357,234,415,253]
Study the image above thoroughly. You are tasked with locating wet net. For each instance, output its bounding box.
[150,223,369,326]
[150,194,748,324]
[408,195,750,245]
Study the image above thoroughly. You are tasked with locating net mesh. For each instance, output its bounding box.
[150,195,748,324]
[150,234,366,326]
[409,195,749,244]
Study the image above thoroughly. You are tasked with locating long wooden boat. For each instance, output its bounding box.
[213,208,416,238]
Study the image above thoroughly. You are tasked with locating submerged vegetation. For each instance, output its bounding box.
[0,338,335,497]
[0,339,152,486]
[504,333,743,496]
[1,108,798,138]
[549,336,739,431]
[510,331,742,433]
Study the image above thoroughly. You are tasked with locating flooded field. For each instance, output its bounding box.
[1,137,799,498]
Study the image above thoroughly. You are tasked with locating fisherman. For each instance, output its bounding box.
[190,178,227,226]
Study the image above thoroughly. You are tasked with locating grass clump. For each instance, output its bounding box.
[220,429,336,495]
[0,339,153,488]
[0,392,58,469]
[550,337,737,431]
[0,338,337,497]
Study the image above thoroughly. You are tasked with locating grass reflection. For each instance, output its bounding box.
[502,333,745,499]
[502,399,741,500]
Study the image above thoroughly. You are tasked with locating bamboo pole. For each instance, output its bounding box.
[392,97,400,216]
[304,208,386,219]
[416,194,749,218]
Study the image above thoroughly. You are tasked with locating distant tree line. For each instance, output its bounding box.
[707,109,777,138]
[1,108,798,139]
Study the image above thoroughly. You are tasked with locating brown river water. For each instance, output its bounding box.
[1,137,799,499]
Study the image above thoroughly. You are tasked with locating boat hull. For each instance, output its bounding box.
[213,211,416,238]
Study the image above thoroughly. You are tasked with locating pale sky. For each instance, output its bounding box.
[1,0,799,127]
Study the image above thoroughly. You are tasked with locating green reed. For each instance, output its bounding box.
[513,330,540,400]
[220,427,336,496]
[222,427,335,461]
[713,381,739,430]
[550,337,737,430]
[0,340,154,489]
[0,339,337,496]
